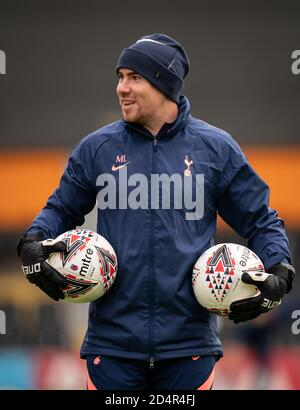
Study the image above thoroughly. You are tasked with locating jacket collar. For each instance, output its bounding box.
[124,95,190,141]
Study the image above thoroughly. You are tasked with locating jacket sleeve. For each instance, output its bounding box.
[217,148,292,271]
[24,137,97,239]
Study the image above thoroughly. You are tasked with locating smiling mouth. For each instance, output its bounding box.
[122,101,135,107]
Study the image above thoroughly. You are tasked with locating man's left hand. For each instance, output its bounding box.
[229,264,294,324]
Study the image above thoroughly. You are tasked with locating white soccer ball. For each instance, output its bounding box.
[192,243,265,316]
[44,228,118,303]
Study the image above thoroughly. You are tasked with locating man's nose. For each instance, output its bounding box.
[117,79,130,95]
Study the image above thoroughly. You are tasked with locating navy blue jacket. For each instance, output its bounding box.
[26,96,292,362]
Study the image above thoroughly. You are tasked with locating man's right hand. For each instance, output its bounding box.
[17,231,68,301]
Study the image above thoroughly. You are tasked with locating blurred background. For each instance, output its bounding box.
[0,0,299,389]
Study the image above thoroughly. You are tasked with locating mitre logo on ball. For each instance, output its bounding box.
[192,243,264,316]
[44,229,118,303]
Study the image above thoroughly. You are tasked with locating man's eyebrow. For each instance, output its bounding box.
[118,71,140,77]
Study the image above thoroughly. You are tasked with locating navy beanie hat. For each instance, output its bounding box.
[116,34,190,103]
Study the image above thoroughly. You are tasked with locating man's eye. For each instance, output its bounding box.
[133,75,141,81]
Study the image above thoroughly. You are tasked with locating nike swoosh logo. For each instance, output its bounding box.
[111,162,130,171]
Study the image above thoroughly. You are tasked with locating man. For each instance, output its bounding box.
[17,34,295,390]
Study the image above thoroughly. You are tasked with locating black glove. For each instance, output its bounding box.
[17,231,68,301]
[229,263,295,324]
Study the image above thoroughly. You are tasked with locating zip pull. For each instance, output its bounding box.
[149,357,155,369]
[153,138,158,151]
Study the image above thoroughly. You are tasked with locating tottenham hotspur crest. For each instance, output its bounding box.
[184,155,193,176]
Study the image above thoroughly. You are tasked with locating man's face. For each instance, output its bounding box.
[116,68,166,125]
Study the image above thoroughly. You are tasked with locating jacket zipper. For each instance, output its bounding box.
[149,138,158,369]
[149,357,155,369]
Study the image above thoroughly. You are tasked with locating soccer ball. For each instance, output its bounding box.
[192,243,264,316]
[44,228,118,303]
